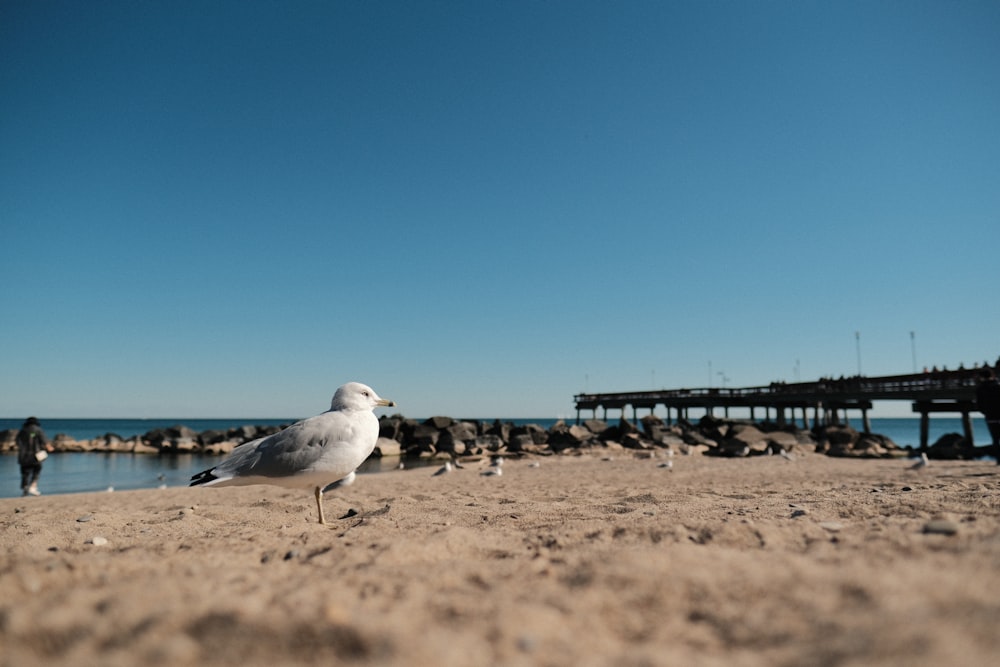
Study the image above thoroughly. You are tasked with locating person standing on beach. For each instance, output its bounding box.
[16,417,53,496]
[975,370,1000,464]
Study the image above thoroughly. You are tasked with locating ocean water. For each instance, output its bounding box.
[0,416,993,499]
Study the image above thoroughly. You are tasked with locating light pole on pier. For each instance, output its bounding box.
[855,331,862,376]
[910,331,917,373]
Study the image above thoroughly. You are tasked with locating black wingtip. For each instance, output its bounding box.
[189,468,218,487]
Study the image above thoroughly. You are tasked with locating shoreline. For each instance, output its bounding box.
[2,454,999,666]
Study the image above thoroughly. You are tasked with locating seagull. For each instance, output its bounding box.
[657,460,673,470]
[433,461,453,476]
[908,452,929,470]
[189,382,394,524]
[481,456,504,477]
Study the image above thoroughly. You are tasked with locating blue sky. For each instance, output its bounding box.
[2,1,998,419]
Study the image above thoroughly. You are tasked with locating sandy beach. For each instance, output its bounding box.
[2,452,999,667]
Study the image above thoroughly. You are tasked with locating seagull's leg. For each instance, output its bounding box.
[315,486,326,525]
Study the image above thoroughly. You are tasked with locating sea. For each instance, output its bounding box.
[0,416,994,499]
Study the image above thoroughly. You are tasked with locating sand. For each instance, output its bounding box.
[2,452,999,667]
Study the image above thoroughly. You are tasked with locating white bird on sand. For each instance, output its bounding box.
[190,382,394,525]
[433,461,453,476]
[657,460,673,470]
[909,452,929,470]
[481,456,504,477]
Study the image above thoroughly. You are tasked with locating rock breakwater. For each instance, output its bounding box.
[1,414,961,460]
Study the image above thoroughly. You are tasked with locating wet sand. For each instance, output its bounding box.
[2,453,999,667]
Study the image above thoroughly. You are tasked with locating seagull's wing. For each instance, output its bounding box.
[191,415,335,484]
[240,415,351,476]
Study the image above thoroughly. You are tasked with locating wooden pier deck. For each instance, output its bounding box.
[574,368,989,448]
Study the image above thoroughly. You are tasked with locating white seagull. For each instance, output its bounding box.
[190,382,394,524]
[481,456,504,477]
[908,452,930,470]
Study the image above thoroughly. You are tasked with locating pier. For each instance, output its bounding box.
[574,368,989,449]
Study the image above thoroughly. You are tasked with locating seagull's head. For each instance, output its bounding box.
[331,382,395,411]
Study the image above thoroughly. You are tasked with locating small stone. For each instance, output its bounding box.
[923,519,959,536]
[76,515,93,523]
[284,550,300,561]
[790,509,809,518]
[818,522,844,532]
[88,536,109,546]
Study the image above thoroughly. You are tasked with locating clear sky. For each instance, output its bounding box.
[2,1,998,419]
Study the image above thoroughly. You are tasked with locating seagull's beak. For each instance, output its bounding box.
[377,398,395,408]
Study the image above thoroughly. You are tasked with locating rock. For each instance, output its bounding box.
[408,422,441,450]
[548,424,595,452]
[378,416,403,441]
[132,439,161,454]
[682,430,716,448]
[166,425,199,440]
[87,536,108,546]
[728,424,768,444]
[507,433,535,452]
[169,438,199,453]
[474,434,505,452]
[447,421,479,444]
[487,420,511,442]
[227,425,259,442]
[510,423,548,445]
[198,429,228,446]
[373,437,401,458]
[823,426,859,446]
[928,433,975,460]
[655,433,686,448]
[764,431,800,449]
[100,433,130,451]
[620,433,652,450]
[923,519,959,535]
[201,440,237,455]
[0,429,16,452]
[852,435,887,457]
[53,433,83,452]
[434,429,460,454]
[720,424,772,454]
[424,416,454,430]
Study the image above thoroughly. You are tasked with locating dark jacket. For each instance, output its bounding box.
[16,421,49,466]
[976,379,1000,420]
